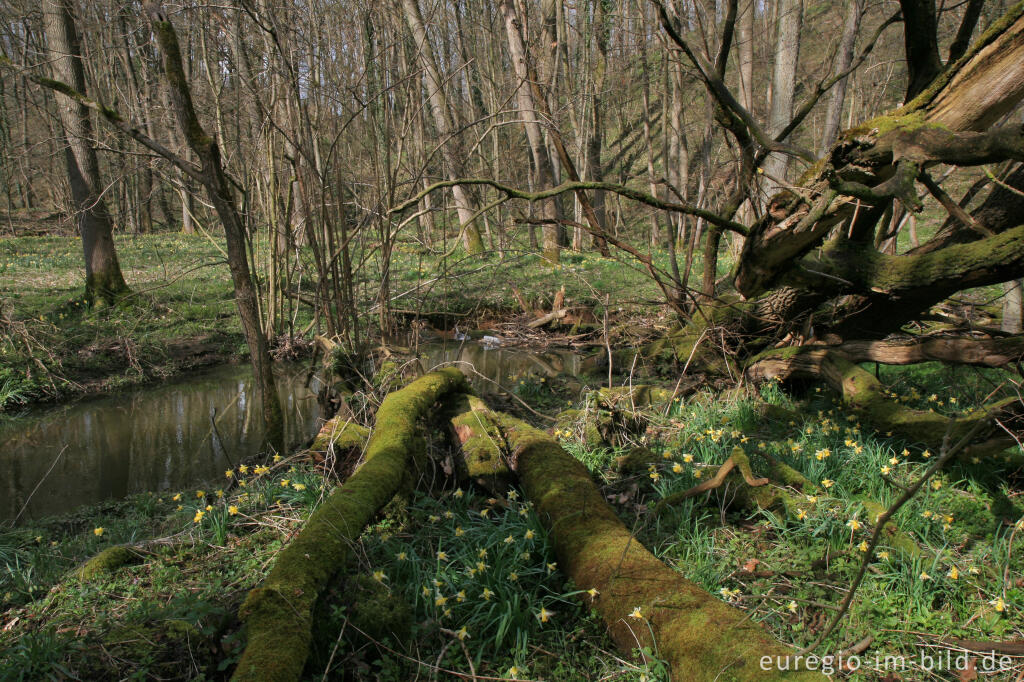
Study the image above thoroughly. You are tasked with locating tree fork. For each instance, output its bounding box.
[447,395,826,681]
[233,368,469,682]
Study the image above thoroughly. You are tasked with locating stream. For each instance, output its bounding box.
[0,341,581,523]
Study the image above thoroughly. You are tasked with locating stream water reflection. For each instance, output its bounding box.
[0,341,583,523]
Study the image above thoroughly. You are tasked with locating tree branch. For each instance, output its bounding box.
[389,177,749,236]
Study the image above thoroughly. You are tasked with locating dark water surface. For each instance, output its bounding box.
[1,341,583,523]
[0,364,321,523]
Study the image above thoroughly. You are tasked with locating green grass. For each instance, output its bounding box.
[1,229,676,410]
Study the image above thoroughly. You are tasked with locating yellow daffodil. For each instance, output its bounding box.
[453,489,464,498]
[919,571,931,581]
[457,626,469,640]
[787,600,798,613]
[672,463,683,473]
[437,551,448,561]
[172,493,181,502]
[878,550,890,560]
[858,541,869,552]
[587,588,599,599]
[196,490,205,498]
[538,606,554,623]
[373,570,386,582]
[796,509,807,521]
[629,606,644,620]
[279,479,289,487]
[990,597,1005,612]
[524,529,535,540]
[847,518,862,531]
[947,567,959,580]
[225,470,234,479]
[821,479,834,489]
[682,453,694,463]
[228,505,239,515]
[482,587,494,600]
[193,510,205,523]
[93,527,104,536]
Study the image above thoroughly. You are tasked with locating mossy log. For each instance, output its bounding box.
[232,368,469,682]
[74,545,143,580]
[448,398,824,681]
[745,347,1022,464]
[446,393,515,492]
[309,416,370,453]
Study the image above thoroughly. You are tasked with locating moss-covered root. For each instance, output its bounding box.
[745,347,1022,463]
[74,545,142,580]
[492,417,825,681]
[309,416,370,453]
[232,368,468,682]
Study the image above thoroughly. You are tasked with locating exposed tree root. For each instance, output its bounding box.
[447,396,825,681]
[744,347,1023,465]
[654,447,926,559]
[654,447,769,514]
[232,368,468,682]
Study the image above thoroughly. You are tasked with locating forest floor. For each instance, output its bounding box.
[0,229,676,410]
[1,361,1022,680]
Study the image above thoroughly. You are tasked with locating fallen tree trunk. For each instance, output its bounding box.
[448,396,825,681]
[233,368,468,682]
[834,334,1024,368]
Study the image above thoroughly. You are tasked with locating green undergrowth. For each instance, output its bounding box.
[0,454,657,681]
[2,361,1022,680]
[553,374,1023,680]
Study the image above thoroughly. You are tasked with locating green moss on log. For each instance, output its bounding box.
[448,393,515,490]
[310,418,370,453]
[232,368,468,682]
[74,545,141,580]
[498,414,825,680]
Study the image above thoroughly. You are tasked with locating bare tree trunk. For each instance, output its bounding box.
[146,3,284,455]
[762,0,802,197]
[42,0,129,305]
[499,0,561,263]
[400,0,484,255]
[820,0,864,153]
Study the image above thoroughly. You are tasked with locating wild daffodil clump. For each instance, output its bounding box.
[355,487,598,677]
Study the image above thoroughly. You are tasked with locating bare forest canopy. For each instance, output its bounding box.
[3,0,1024,469]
